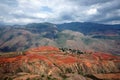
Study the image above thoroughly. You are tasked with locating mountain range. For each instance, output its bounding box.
[0,22,120,55]
[0,22,120,80]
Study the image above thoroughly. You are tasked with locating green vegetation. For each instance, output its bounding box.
[1,77,13,80]
[81,38,94,45]
[26,78,30,80]
[65,68,74,73]
[47,76,57,80]
[59,48,84,54]
[59,73,68,80]
[56,32,75,47]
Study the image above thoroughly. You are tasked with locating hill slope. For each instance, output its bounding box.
[0,22,120,55]
[0,46,120,80]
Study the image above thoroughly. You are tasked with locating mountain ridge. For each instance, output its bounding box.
[0,22,120,55]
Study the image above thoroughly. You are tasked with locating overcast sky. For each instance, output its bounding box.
[0,0,120,24]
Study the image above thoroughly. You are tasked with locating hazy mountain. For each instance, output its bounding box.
[0,22,120,55]
[0,22,120,80]
[57,22,120,35]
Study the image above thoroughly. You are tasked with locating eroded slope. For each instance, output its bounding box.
[0,46,120,80]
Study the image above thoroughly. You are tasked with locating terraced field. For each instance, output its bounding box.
[0,46,120,80]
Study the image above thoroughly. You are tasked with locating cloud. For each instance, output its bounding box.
[86,8,98,15]
[0,0,119,24]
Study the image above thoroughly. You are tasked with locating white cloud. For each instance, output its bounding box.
[0,0,119,24]
[109,21,120,24]
[5,18,40,24]
[33,13,49,18]
[10,10,24,15]
[86,8,98,15]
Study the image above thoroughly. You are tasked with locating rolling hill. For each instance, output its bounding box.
[0,46,120,80]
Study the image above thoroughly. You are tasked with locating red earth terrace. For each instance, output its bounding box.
[0,46,120,80]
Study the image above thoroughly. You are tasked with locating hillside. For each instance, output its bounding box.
[0,22,120,55]
[0,46,120,80]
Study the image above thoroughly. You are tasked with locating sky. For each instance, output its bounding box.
[0,0,120,24]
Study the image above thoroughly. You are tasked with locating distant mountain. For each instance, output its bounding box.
[0,22,120,55]
[57,22,120,35]
[0,23,58,52]
[0,22,120,80]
